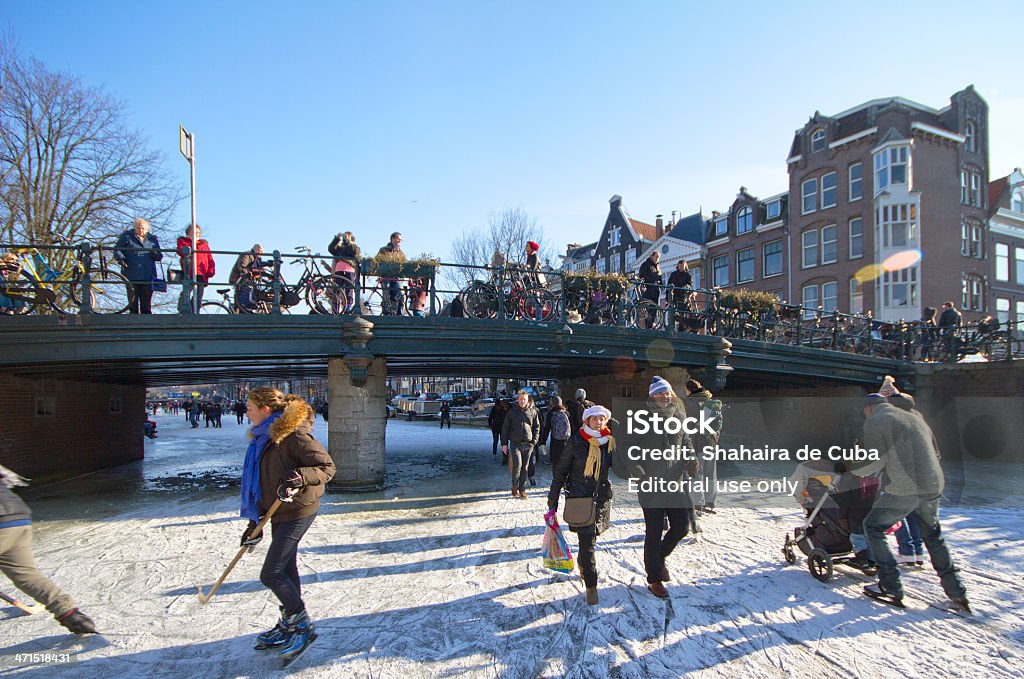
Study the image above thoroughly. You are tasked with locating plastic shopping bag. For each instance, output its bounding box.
[541,509,575,573]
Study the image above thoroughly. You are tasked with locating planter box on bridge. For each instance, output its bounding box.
[361,259,437,279]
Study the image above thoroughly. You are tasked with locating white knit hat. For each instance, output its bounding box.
[582,405,611,420]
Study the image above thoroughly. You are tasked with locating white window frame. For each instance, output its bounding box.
[961,171,969,205]
[996,243,1009,282]
[811,129,826,152]
[736,206,753,235]
[763,239,783,278]
[596,257,606,274]
[1013,190,1024,213]
[849,217,863,259]
[873,145,908,194]
[766,199,781,221]
[736,247,755,283]
[1017,301,1024,330]
[609,226,621,248]
[884,268,918,308]
[820,172,837,209]
[821,224,838,264]
[624,249,636,272]
[802,230,818,268]
[608,254,619,273]
[801,285,819,318]
[1016,247,1024,283]
[821,281,838,312]
[848,162,863,202]
[714,218,728,237]
[962,274,983,311]
[802,178,817,214]
[970,171,981,208]
[996,297,1010,325]
[965,120,976,153]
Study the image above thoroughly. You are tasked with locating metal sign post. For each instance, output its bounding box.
[179,126,198,313]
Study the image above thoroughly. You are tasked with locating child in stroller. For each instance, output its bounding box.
[783,460,880,581]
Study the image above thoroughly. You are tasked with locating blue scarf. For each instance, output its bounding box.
[240,412,282,521]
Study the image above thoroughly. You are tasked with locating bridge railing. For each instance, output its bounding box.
[3,241,1022,362]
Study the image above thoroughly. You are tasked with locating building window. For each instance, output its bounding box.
[961,219,983,258]
[961,171,969,204]
[821,224,838,264]
[714,218,728,237]
[736,247,755,283]
[996,243,1009,281]
[763,239,783,277]
[811,129,826,152]
[965,121,976,153]
[821,281,838,312]
[736,206,753,235]
[712,255,729,287]
[35,396,56,417]
[1013,190,1024,213]
[624,249,636,272]
[849,162,863,201]
[1017,301,1024,329]
[609,226,621,247]
[962,274,984,311]
[596,258,606,274]
[608,254,619,273]
[850,278,863,314]
[970,171,982,208]
[849,218,863,259]
[801,178,817,214]
[874,145,908,193]
[766,199,781,221]
[1016,247,1024,283]
[820,172,837,209]
[879,204,917,249]
[691,267,702,290]
[801,285,819,318]
[802,230,818,268]
[884,267,918,307]
[996,297,1010,325]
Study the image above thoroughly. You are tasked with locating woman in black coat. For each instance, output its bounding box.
[546,404,614,606]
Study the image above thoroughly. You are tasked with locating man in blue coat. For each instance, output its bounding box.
[114,218,163,314]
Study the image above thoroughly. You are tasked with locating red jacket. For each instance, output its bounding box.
[176,236,216,281]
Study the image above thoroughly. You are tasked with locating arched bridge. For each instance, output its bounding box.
[0,314,909,389]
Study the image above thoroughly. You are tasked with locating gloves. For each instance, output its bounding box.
[277,469,303,502]
[240,520,262,547]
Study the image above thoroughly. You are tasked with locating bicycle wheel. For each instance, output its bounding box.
[70,269,132,314]
[234,272,270,314]
[199,301,233,314]
[520,287,556,321]
[307,274,355,315]
[462,282,498,319]
[629,301,664,330]
[0,278,39,315]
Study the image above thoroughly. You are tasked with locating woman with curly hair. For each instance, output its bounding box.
[239,387,335,662]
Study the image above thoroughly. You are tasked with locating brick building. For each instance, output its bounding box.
[702,187,791,300]
[786,86,989,321]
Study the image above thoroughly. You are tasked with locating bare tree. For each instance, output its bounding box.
[0,40,182,270]
[446,205,552,291]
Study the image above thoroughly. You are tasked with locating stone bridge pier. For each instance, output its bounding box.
[326,356,387,490]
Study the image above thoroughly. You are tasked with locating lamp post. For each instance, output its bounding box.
[179,126,198,313]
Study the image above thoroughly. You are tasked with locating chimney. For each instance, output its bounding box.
[671,210,678,225]
[655,214,664,235]
[712,210,721,218]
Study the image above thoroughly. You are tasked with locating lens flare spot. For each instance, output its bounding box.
[854,264,885,284]
[612,356,637,380]
[882,249,922,272]
[645,339,674,367]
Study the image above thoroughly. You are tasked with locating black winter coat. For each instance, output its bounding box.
[547,432,614,533]
[501,405,540,446]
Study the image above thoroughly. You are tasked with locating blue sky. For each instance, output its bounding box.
[5,1,1023,269]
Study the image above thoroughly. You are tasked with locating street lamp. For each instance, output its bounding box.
[179,126,198,313]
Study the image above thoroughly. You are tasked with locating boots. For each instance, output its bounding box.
[255,606,290,649]
[56,608,96,635]
[585,587,599,605]
[647,581,669,599]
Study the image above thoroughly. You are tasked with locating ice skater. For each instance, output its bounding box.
[238,388,336,664]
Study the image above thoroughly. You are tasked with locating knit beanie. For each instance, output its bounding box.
[649,376,672,397]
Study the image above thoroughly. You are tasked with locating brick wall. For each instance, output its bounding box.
[0,374,145,483]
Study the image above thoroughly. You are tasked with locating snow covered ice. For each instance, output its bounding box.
[1,414,1023,678]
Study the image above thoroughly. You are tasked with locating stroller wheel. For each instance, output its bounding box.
[808,548,833,582]
[782,539,796,565]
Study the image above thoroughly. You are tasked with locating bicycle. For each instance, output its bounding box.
[233,247,353,315]
[624,275,668,330]
[460,265,556,321]
[0,238,131,315]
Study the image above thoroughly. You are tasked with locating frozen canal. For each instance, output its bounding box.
[1,412,1023,678]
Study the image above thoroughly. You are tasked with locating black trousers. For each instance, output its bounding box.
[128,282,153,314]
[260,514,316,616]
[575,527,598,588]
[549,439,566,471]
[491,431,501,455]
[642,507,691,583]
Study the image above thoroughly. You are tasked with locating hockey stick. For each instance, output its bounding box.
[197,498,283,605]
[0,590,45,615]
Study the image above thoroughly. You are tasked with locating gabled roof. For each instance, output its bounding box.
[989,176,1008,211]
[628,218,657,242]
[666,212,709,245]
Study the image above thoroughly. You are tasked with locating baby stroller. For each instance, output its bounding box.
[783,463,879,581]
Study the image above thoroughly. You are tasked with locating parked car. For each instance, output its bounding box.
[472,397,496,414]
[441,392,472,406]
[418,392,440,401]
